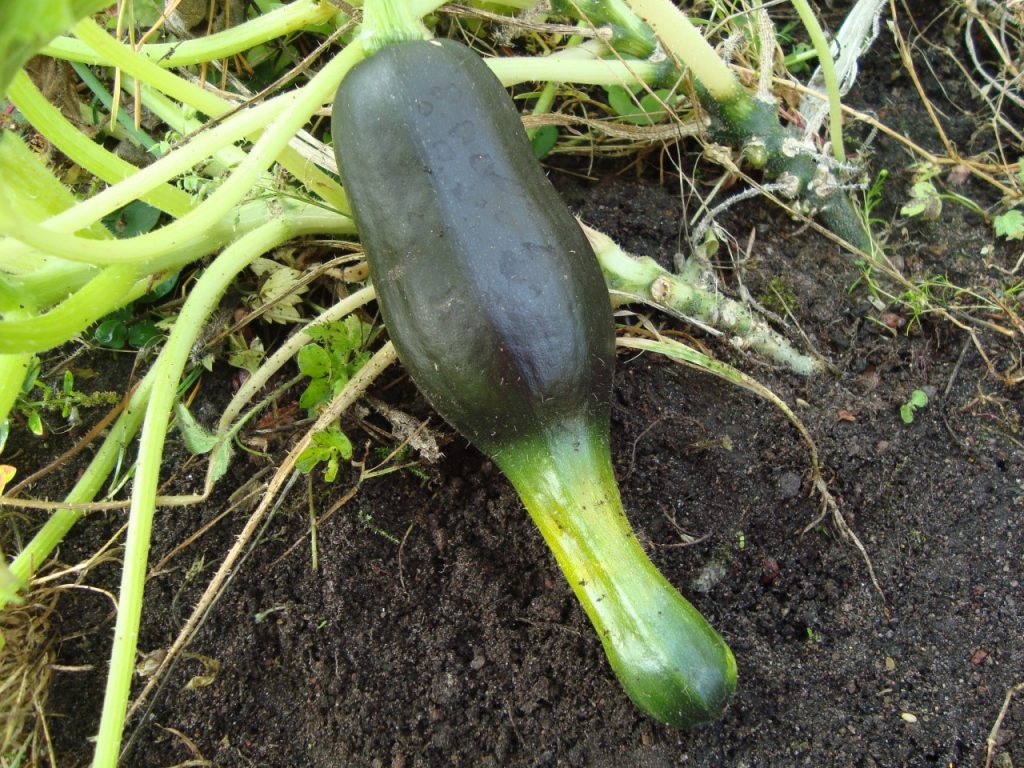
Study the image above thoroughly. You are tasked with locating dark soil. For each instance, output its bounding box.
[12,1,1023,766]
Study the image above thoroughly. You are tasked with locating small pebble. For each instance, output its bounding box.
[691,561,727,594]
[777,471,802,500]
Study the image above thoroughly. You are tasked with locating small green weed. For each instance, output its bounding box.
[11,365,119,438]
[297,315,374,414]
[900,389,929,424]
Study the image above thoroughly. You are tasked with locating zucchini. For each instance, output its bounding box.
[332,38,736,728]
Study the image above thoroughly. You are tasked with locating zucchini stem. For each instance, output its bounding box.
[583,224,824,375]
[361,0,431,53]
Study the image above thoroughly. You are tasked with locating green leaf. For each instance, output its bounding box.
[207,440,235,486]
[27,410,43,436]
[319,426,353,460]
[93,318,128,349]
[993,209,1024,241]
[227,336,265,373]
[102,200,162,238]
[128,320,162,349]
[299,378,331,411]
[530,125,559,159]
[605,84,669,126]
[21,358,41,393]
[0,0,110,94]
[174,403,220,454]
[901,181,942,220]
[252,258,307,324]
[909,389,929,408]
[295,426,352,482]
[137,272,180,303]
[607,85,638,119]
[297,344,332,379]
[899,403,914,424]
[0,421,8,455]
[295,445,330,475]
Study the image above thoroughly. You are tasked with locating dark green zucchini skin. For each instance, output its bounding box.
[331,39,735,728]
[331,39,614,458]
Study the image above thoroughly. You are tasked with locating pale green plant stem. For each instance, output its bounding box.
[788,0,845,161]
[0,265,141,354]
[36,96,284,238]
[0,201,354,350]
[3,39,363,268]
[362,0,431,51]
[0,353,33,432]
[90,216,303,768]
[43,0,341,67]
[6,365,156,591]
[4,199,352,311]
[3,208,353,597]
[126,76,247,173]
[488,56,658,87]
[0,299,36,427]
[74,18,226,120]
[622,0,740,100]
[6,71,193,218]
[71,17,349,212]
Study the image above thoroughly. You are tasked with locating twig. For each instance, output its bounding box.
[985,682,1024,768]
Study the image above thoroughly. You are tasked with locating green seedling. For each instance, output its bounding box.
[296,315,374,415]
[900,389,929,424]
[900,163,985,221]
[993,208,1024,241]
[900,179,943,221]
[295,425,352,483]
[13,365,119,437]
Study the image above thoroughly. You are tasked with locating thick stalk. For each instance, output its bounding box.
[43,0,340,67]
[583,225,822,374]
[6,366,155,593]
[497,418,736,728]
[0,265,141,354]
[71,17,349,212]
[5,200,353,310]
[789,0,845,160]
[623,0,740,101]
[90,216,302,768]
[6,70,193,218]
[361,0,430,52]
[0,353,32,430]
[3,39,363,267]
[34,95,285,238]
[488,56,662,87]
